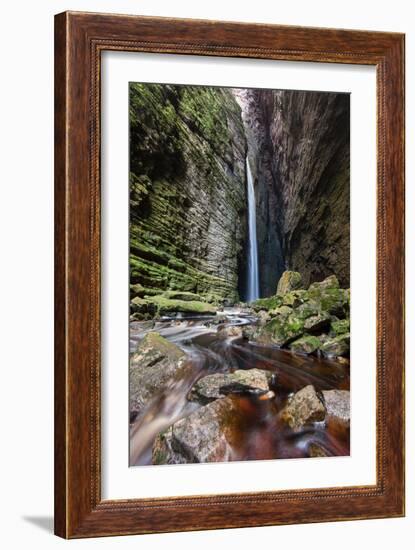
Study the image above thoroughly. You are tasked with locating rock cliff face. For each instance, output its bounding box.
[130,83,350,305]
[129,84,247,303]
[235,89,350,294]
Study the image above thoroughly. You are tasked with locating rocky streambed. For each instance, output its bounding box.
[129,272,350,467]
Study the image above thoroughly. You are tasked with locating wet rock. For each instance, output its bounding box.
[293,300,321,321]
[321,333,350,358]
[242,324,260,341]
[152,427,188,465]
[129,332,190,417]
[256,316,304,347]
[305,276,349,319]
[281,291,304,308]
[130,283,146,298]
[257,310,271,325]
[277,271,302,295]
[322,390,350,425]
[219,383,274,399]
[269,305,292,318]
[308,285,349,318]
[304,313,331,333]
[203,314,227,327]
[217,324,244,339]
[251,295,283,312]
[331,318,350,335]
[280,385,326,429]
[130,296,157,319]
[152,397,241,463]
[320,289,349,318]
[147,294,217,316]
[289,335,321,355]
[188,368,272,404]
[308,275,340,292]
[162,290,203,302]
[308,443,330,457]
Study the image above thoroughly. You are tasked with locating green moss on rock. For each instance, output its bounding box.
[148,295,217,316]
[129,83,246,306]
[289,335,321,354]
[251,295,283,312]
[257,316,305,347]
[276,271,303,295]
[331,318,350,335]
[321,333,350,357]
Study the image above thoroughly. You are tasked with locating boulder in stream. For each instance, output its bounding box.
[280,385,326,429]
[217,324,244,339]
[322,389,350,425]
[152,396,240,464]
[188,368,272,404]
[129,332,190,418]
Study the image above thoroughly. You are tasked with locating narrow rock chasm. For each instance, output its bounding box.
[129,84,350,305]
[234,87,350,299]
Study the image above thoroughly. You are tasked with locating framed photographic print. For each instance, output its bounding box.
[54,11,405,538]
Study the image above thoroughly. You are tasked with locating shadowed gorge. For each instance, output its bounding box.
[128,83,350,466]
[130,84,349,304]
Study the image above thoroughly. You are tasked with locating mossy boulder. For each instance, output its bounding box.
[249,273,350,357]
[130,283,146,298]
[294,301,321,320]
[307,285,349,318]
[320,288,349,317]
[129,332,190,418]
[143,294,217,316]
[257,310,272,326]
[269,305,293,318]
[321,333,350,358]
[331,318,350,335]
[152,397,242,464]
[276,271,302,295]
[130,296,157,319]
[251,295,283,312]
[289,335,321,355]
[308,275,339,292]
[281,290,308,307]
[256,315,305,347]
[162,290,203,302]
[303,313,331,333]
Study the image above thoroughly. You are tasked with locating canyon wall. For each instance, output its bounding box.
[129,83,247,303]
[236,88,350,294]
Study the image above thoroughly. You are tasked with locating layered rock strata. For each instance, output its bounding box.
[129,83,248,304]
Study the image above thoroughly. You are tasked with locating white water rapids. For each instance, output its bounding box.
[246,157,260,301]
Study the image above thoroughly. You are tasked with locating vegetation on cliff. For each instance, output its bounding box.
[129,83,247,307]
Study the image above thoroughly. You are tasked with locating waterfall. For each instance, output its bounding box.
[246,157,260,302]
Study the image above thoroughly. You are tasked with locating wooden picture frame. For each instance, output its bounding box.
[54,11,405,538]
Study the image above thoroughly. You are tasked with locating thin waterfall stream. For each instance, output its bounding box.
[246,157,260,301]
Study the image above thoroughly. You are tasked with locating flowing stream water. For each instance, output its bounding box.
[130,310,350,466]
[246,158,260,301]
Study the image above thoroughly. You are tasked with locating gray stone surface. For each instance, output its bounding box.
[280,385,326,429]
